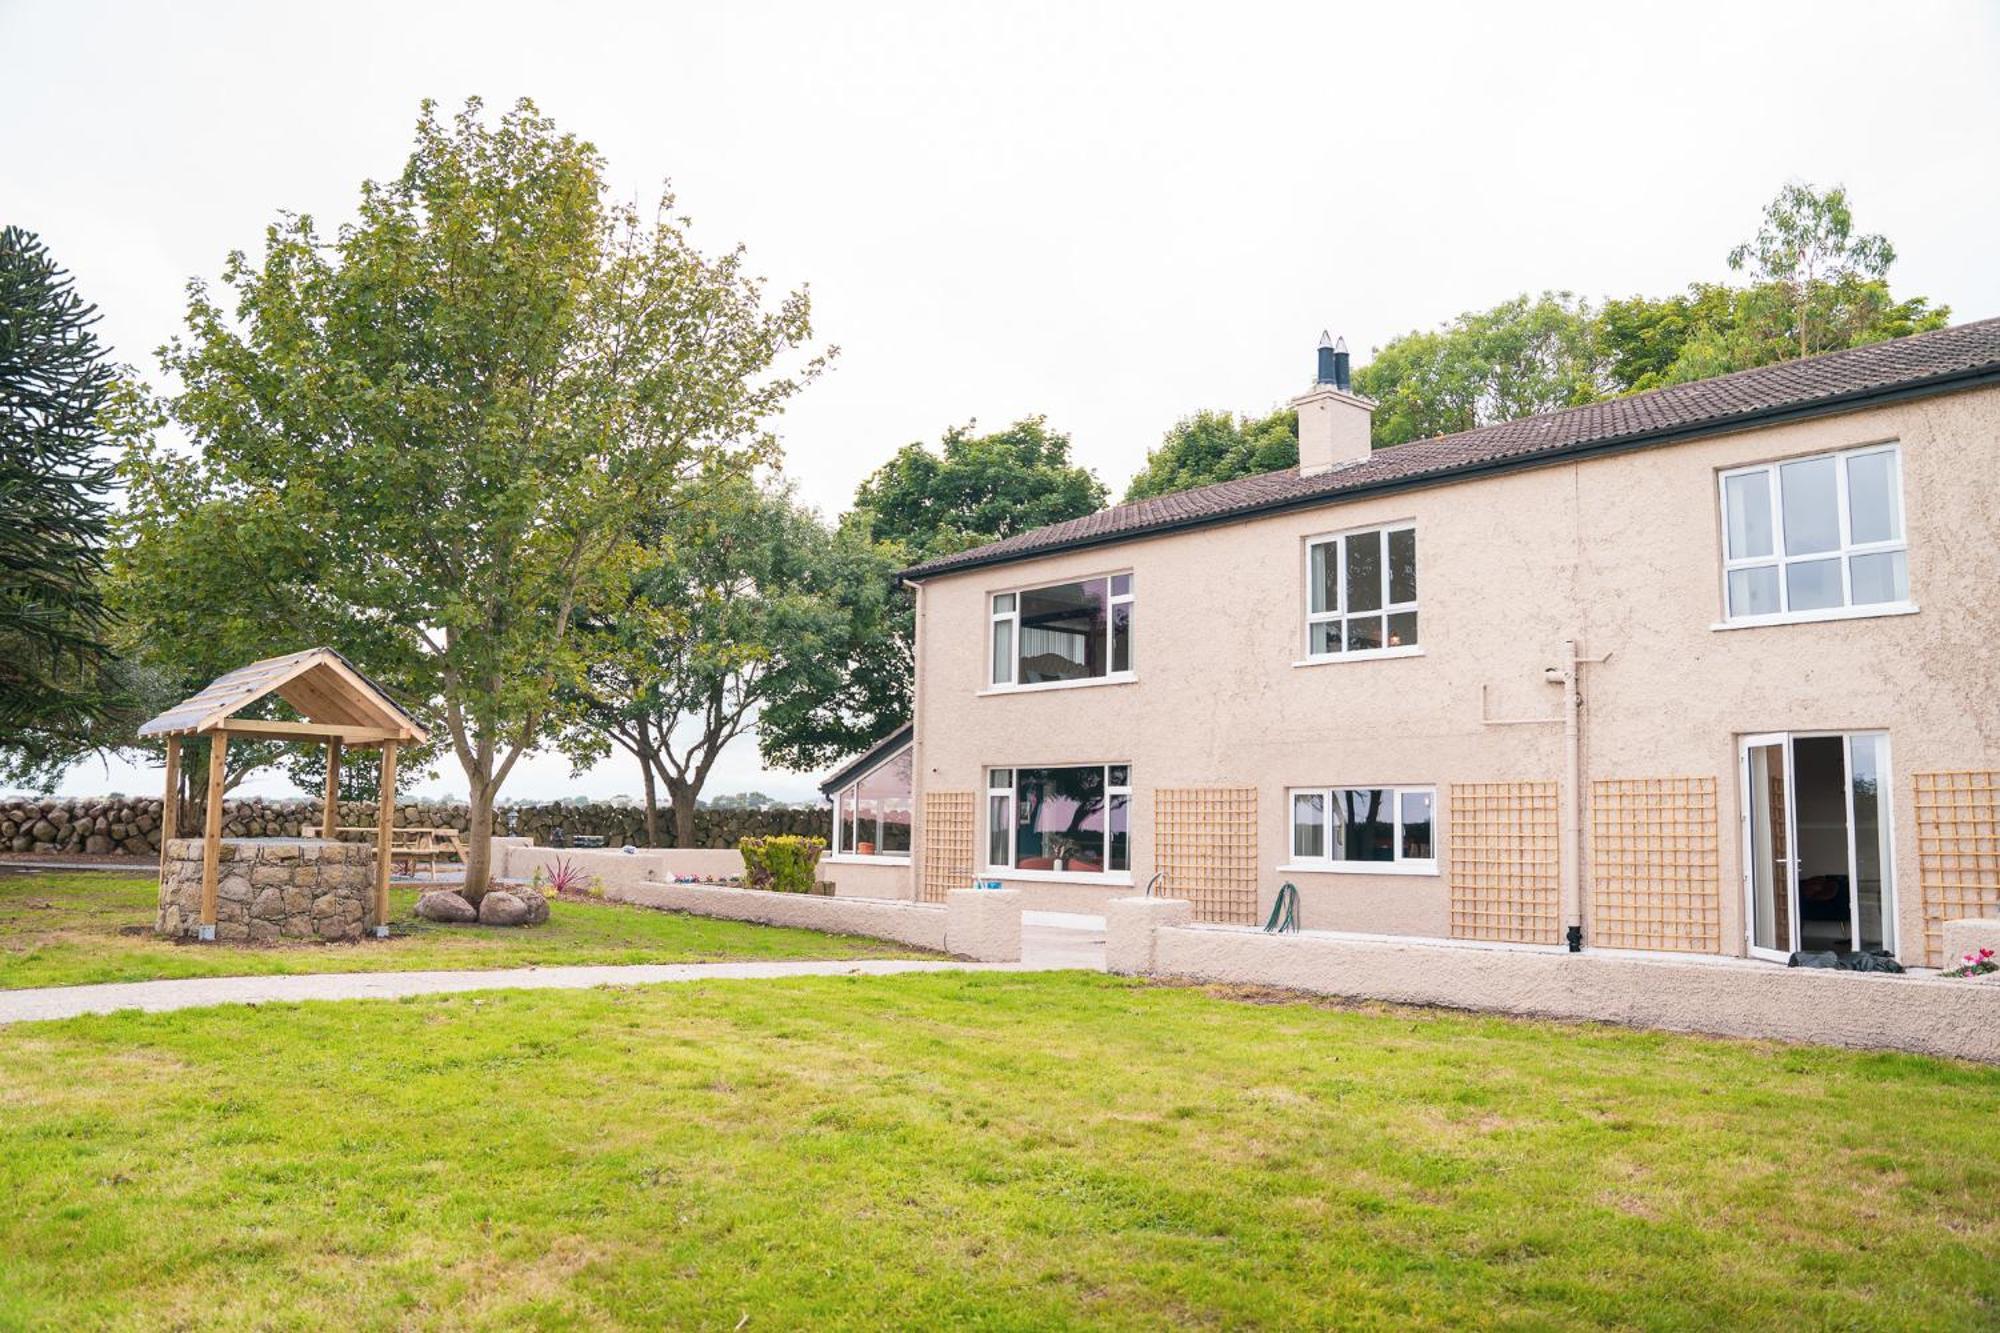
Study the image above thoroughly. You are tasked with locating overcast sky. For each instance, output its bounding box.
[7,0,1997,804]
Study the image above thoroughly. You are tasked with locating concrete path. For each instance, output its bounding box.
[0,920,1109,1027]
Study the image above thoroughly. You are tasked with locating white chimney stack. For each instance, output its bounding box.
[1291,331,1374,477]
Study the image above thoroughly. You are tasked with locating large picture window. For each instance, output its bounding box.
[1719,444,1908,622]
[985,764,1131,875]
[830,747,912,857]
[990,575,1133,687]
[1289,785,1436,873]
[1305,526,1417,658]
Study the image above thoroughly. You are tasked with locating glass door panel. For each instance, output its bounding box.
[1849,734,1893,954]
[1744,737,1795,958]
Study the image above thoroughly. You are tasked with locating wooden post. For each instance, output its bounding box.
[321,739,341,842]
[198,733,228,941]
[158,736,181,882]
[373,740,398,937]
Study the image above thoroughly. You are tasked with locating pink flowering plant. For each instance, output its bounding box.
[1943,946,1997,979]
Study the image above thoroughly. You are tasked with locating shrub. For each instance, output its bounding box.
[739,835,826,894]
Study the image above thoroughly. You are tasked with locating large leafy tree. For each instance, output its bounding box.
[1353,292,1607,448]
[1122,183,1947,500]
[113,98,823,891]
[562,472,895,845]
[0,226,118,777]
[1124,407,1296,502]
[854,417,1106,560]
[830,417,1107,768]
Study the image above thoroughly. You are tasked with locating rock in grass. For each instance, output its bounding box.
[477,891,531,927]
[416,890,478,923]
[512,885,550,926]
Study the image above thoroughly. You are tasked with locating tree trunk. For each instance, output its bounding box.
[640,760,660,848]
[463,783,496,895]
[664,774,699,849]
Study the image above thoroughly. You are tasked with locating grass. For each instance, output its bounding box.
[0,873,930,989]
[1,972,1996,1329]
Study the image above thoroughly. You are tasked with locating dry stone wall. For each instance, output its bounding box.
[1,795,824,856]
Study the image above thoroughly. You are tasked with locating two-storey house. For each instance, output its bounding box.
[821,319,2000,968]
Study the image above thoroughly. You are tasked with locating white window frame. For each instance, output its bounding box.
[983,763,1133,882]
[1301,524,1420,664]
[825,746,913,863]
[1281,784,1439,876]
[1716,442,1912,628]
[985,572,1135,692]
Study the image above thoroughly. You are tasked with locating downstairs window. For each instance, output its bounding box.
[985,764,1131,875]
[1289,785,1436,872]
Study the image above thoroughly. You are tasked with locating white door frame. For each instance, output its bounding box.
[1739,730,1897,963]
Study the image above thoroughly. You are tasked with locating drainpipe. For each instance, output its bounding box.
[1544,640,1611,952]
[1556,641,1584,952]
[1494,641,1607,952]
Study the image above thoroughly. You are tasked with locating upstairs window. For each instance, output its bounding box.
[990,574,1133,688]
[1720,444,1908,621]
[831,747,913,858]
[1305,525,1417,658]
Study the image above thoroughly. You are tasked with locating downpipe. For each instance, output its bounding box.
[1544,640,1611,952]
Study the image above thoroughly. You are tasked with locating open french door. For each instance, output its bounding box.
[1741,734,1796,963]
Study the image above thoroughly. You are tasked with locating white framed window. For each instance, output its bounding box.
[1287,785,1437,874]
[985,763,1131,877]
[988,574,1133,689]
[828,747,913,859]
[1304,525,1417,659]
[1719,444,1909,623]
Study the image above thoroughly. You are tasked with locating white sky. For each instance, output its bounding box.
[7,0,1997,804]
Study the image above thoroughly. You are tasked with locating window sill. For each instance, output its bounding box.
[981,867,1134,887]
[979,673,1137,697]
[1293,645,1425,668]
[1710,601,1918,632]
[822,854,911,866]
[1275,861,1441,878]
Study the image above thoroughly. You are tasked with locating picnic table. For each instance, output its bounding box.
[302,825,467,878]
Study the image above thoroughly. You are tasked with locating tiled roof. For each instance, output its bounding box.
[903,316,2000,580]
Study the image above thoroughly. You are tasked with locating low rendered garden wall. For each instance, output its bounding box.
[497,843,743,888]
[606,879,951,953]
[1109,908,2000,1063]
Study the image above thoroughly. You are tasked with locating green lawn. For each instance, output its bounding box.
[0,873,929,989]
[2,973,1996,1329]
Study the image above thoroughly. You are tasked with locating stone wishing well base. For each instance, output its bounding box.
[158,837,375,943]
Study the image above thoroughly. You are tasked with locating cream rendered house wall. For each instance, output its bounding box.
[905,387,2000,958]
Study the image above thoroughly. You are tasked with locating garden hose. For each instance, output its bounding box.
[1264,881,1300,934]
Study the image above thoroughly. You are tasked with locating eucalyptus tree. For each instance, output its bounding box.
[114,97,825,890]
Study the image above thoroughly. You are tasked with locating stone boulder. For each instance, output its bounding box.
[478,891,531,926]
[513,884,550,926]
[415,890,478,923]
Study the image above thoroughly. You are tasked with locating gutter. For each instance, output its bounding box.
[897,363,2000,585]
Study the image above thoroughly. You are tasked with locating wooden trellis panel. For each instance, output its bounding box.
[1914,771,2000,966]
[919,790,975,904]
[1154,786,1259,924]
[1449,781,1560,944]
[1589,777,1722,954]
